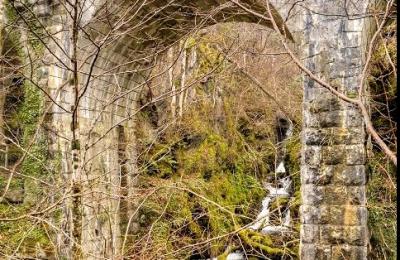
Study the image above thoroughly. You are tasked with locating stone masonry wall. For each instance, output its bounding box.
[300,0,369,259]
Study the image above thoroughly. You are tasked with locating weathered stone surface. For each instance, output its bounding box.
[303,145,322,166]
[300,205,330,225]
[303,165,366,185]
[330,205,367,226]
[318,111,345,128]
[323,185,366,205]
[319,226,360,246]
[303,86,325,101]
[344,127,365,144]
[345,226,368,246]
[304,110,345,128]
[320,225,367,246]
[301,185,324,205]
[333,165,366,185]
[304,128,329,145]
[332,245,367,259]
[301,165,333,185]
[304,112,320,128]
[309,93,342,113]
[320,225,347,244]
[345,107,364,127]
[300,205,367,226]
[300,0,368,257]
[304,127,364,146]
[321,145,345,164]
[302,184,365,205]
[345,144,365,165]
[301,224,320,243]
[301,243,332,260]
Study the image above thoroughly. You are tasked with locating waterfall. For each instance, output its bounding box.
[222,116,293,259]
[249,116,293,235]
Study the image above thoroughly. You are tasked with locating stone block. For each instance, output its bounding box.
[303,145,322,166]
[321,225,368,246]
[300,205,330,225]
[320,225,346,244]
[309,93,342,113]
[301,205,320,224]
[302,184,324,205]
[344,226,368,246]
[345,108,363,127]
[301,224,320,243]
[304,112,320,128]
[345,144,365,165]
[304,128,329,145]
[332,245,367,260]
[344,127,365,144]
[304,110,345,128]
[333,165,366,185]
[304,127,364,146]
[318,111,345,128]
[304,86,325,101]
[321,145,345,164]
[302,185,365,205]
[301,204,367,226]
[301,165,333,185]
[329,205,367,226]
[323,185,366,205]
[301,243,332,260]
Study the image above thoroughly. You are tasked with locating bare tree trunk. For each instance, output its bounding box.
[168,48,176,118]
[179,41,187,117]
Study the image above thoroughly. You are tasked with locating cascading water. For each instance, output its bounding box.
[222,116,294,259]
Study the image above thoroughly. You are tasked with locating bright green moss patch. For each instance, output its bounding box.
[0,207,53,256]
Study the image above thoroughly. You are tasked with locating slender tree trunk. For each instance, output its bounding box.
[179,41,187,117]
[168,48,176,118]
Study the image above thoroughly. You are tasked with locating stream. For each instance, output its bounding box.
[219,117,294,260]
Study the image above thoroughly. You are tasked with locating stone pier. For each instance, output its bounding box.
[299,0,370,259]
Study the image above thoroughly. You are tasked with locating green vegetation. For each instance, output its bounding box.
[366,12,397,260]
[0,4,52,255]
[133,36,302,258]
[0,79,53,256]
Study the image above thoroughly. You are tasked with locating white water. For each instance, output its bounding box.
[223,119,293,259]
[249,164,292,235]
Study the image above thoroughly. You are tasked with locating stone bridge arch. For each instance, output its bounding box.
[3,0,372,259]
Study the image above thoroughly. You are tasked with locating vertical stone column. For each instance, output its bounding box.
[300,1,369,259]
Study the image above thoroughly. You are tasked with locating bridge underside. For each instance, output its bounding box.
[3,0,370,259]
